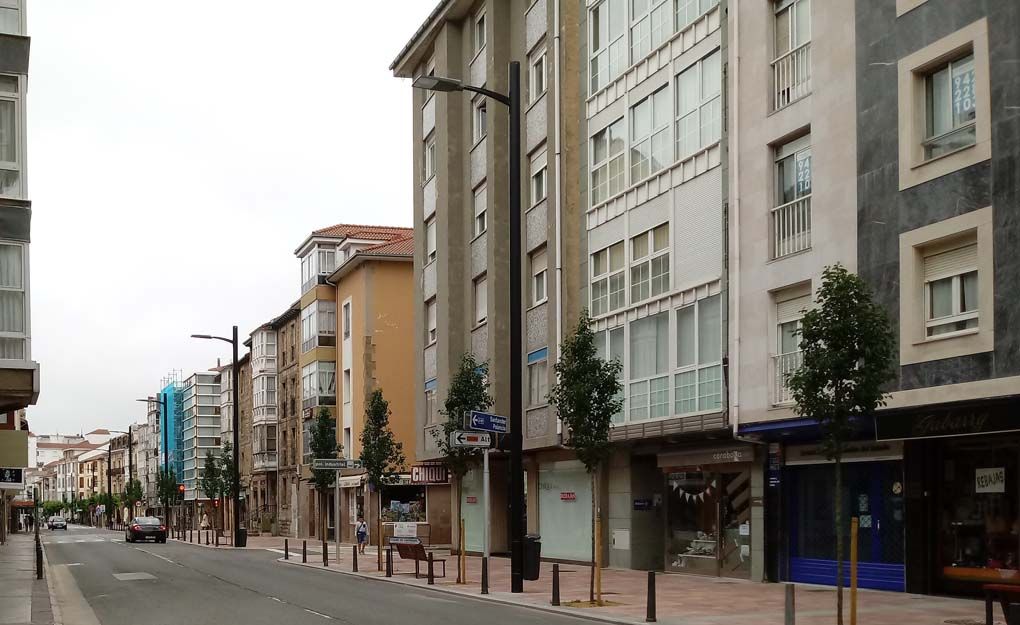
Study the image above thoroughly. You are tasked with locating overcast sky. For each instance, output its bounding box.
[26,1,434,436]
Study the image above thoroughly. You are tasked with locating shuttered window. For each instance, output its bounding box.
[924,242,978,337]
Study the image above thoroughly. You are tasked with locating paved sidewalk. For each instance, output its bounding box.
[0,532,53,625]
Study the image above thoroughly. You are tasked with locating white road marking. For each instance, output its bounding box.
[303,608,332,619]
[112,572,156,581]
[268,596,283,602]
[133,547,176,565]
[66,562,83,566]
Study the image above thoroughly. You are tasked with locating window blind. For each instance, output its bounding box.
[776,294,810,322]
[924,243,977,281]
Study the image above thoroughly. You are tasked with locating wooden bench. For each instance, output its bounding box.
[983,584,1020,625]
[393,541,446,579]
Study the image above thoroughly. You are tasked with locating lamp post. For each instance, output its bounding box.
[191,326,241,547]
[412,63,525,593]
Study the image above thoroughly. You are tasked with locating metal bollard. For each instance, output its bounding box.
[428,552,435,586]
[322,540,328,566]
[551,563,560,606]
[190,528,193,543]
[35,540,42,580]
[481,556,488,594]
[385,546,393,578]
[785,583,795,625]
[215,531,219,547]
[646,571,656,623]
[284,538,289,560]
[352,545,358,572]
[302,540,307,564]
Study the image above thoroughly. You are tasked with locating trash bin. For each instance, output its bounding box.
[524,534,541,580]
[236,528,247,548]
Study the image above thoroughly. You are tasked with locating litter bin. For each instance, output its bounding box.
[524,534,541,580]
[236,528,247,547]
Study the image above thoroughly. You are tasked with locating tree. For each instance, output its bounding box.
[360,389,407,569]
[219,442,239,536]
[123,479,144,512]
[199,448,223,531]
[548,310,623,604]
[433,353,492,582]
[786,264,894,625]
[308,407,337,540]
[156,467,180,524]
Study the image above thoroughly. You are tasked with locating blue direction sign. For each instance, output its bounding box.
[465,410,509,434]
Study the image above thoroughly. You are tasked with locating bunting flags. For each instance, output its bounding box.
[668,478,717,502]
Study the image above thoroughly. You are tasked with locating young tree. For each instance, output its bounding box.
[123,479,144,513]
[157,467,181,525]
[786,264,894,625]
[308,407,337,540]
[433,353,492,581]
[219,442,239,536]
[548,310,623,604]
[199,448,223,531]
[359,389,407,569]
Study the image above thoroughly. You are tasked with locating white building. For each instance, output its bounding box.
[180,371,221,501]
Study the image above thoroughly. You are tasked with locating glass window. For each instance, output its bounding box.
[531,247,548,306]
[425,383,438,425]
[425,217,437,263]
[676,50,722,158]
[474,274,487,325]
[590,0,626,93]
[530,50,547,102]
[591,118,626,206]
[677,0,718,31]
[425,299,438,344]
[631,0,673,63]
[774,0,810,57]
[591,241,625,316]
[473,184,487,237]
[0,6,19,36]
[474,10,486,53]
[473,97,487,143]
[924,53,976,160]
[423,133,437,181]
[528,358,548,407]
[595,327,626,422]
[674,295,722,415]
[631,223,670,303]
[924,242,979,337]
[532,165,547,205]
[629,313,669,423]
[342,302,351,338]
[630,86,672,182]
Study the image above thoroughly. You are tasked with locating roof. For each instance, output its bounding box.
[390,0,452,73]
[86,428,110,435]
[312,224,412,239]
[358,235,414,257]
[38,441,90,450]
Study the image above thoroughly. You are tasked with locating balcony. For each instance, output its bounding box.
[772,42,811,111]
[770,195,811,259]
[772,351,803,406]
[253,451,278,472]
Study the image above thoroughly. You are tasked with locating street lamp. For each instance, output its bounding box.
[413,62,525,593]
[191,326,241,547]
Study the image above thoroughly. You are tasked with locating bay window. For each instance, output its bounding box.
[0,241,25,359]
[924,53,976,160]
[594,327,625,423]
[301,361,336,407]
[301,300,336,352]
[630,86,671,182]
[0,75,19,198]
[591,241,625,316]
[0,1,20,36]
[591,118,625,206]
[631,0,672,63]
[677,0,719,31]
[629,312,669,421]
[924,242,978,337]
[631,223,669,302]
[676,50,721,158]
[590,0,626,94]
[674,295,722,415]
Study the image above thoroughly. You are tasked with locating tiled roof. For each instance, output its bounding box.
[311,223,412,240]
[86,428,110,435]
[38,442,87,450]
[357,235,414,257]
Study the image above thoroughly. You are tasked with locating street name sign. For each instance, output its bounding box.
[449,430,492,448]
[465,410,509,434]
[312,458,362,470]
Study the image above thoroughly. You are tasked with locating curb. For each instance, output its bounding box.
[276,557,644,625]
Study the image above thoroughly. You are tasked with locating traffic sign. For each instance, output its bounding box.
[465,410,509,434]
[449,430,492,448]
[313,458,363,470]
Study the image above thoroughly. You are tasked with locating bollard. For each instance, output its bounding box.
[35,540,42,580]
[190,528,193,543]
[385,546,393,578]
[322,540,328,567]
[428,552,435,586]
[205,529,209,546]
[784,583,796,625]
[352,545,358,572]
[302,540,307,564]
[551,563,560,606]
[646,571,656,623]
[481,556,488,595]
[284,538,289,560]
[215,531,219,547]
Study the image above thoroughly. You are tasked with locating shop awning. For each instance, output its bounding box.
[657,444,756,469]
[337,475,366,488]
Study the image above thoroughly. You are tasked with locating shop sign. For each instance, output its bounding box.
[466,496,478,504]
[633,498,652,510]
[875,401,1020,441]
[0,467,23,489]
[410,464,449,485]
[786,441,902,465]
[560,492,577,502]
[657,445,754,469]
[976,467,1005,494]
[393,522,417,537]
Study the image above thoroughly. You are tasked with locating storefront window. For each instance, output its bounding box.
[940,438,1018,582]
[381,485,426,522]
[666,469,752,577]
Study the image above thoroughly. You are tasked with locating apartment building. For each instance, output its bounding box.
[180,370,221,503]
[324,227,422,544]
[391,0,583,557]
[142,397,162,510]
[216,355,251,530]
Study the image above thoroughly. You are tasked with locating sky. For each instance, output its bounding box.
[26,1,436,436]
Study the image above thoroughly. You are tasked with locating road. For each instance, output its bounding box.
[43,525,588,625]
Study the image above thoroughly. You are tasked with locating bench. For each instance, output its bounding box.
[393,541,446,579]
[983,584,1020,625]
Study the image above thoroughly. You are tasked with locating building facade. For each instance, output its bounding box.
[180,371,221,503]
[269,303,301,537]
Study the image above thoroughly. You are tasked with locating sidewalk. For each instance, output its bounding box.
[0,532,53,625]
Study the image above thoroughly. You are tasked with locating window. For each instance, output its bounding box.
[677,0,718,31]
[590,0,626,93]
[773,292,809,405]
[425,379,439,424]
[425,299,438,344]
[425,217,437,263]
[318,301,336,336]
[594,327,625,422]
[530,49,546,102]
[631,0,672,63]
[591,118,625,206]
[473,184,487,237]
[674,295,723,414]
[676,50,721,158]
[631,223,669,302]
[423,132,437,181]
[531,150,547,206]
[0,1,20,36]
[473,274,488,325]
[0,76,19,197]
[528,349,549,407]
[630,86,671,183]
[591,241,625,316]
[924,54,976,160]
[0,242,25,359]
[772,135,812,258]
[924,242,978,338]
[301,301,336,352]
[530,247,548,306]
[474,9,486,54]
[342,302,351,338]
[772,0,811,109]
[774,0,810,59]
[301,361,336,402]
[473,96,487,143]
[629,312,669,421]
[317,247,336,277]
[343,369,352,404]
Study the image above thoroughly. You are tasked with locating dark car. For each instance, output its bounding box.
[48,516,67,530]
[125,516,166,543]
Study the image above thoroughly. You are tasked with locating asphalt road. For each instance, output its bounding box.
[43,525,590,625]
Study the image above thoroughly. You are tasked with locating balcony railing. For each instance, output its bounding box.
[772,42,811,111]
[771,195,812,259]
[253,451,278,472]
[772,351,803,406]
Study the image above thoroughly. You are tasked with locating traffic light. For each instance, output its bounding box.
[177,484,185,499]
[213,498,220,508]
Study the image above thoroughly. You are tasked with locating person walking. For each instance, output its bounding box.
[201,511,210,532]
[356,516,369,554]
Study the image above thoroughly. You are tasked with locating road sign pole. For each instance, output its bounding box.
[334,469,341,557]
[483,448,490,562]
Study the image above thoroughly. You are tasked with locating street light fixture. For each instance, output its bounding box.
[191,326,241,547]
[413,62,525,593]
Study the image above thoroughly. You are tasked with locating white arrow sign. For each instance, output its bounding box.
[449,430,491,448]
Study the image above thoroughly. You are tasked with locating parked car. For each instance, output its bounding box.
[47,516,66,530]
[124,516,166,543]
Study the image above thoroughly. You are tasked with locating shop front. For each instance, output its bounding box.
[657,444,758,578]
[537,460,592,561]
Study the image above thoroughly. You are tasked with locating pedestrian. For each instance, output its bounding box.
[201,511,210,531]
[356,516,368,554]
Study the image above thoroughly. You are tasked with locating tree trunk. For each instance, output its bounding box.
[590,471,596,604]
[834,457,844,625]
